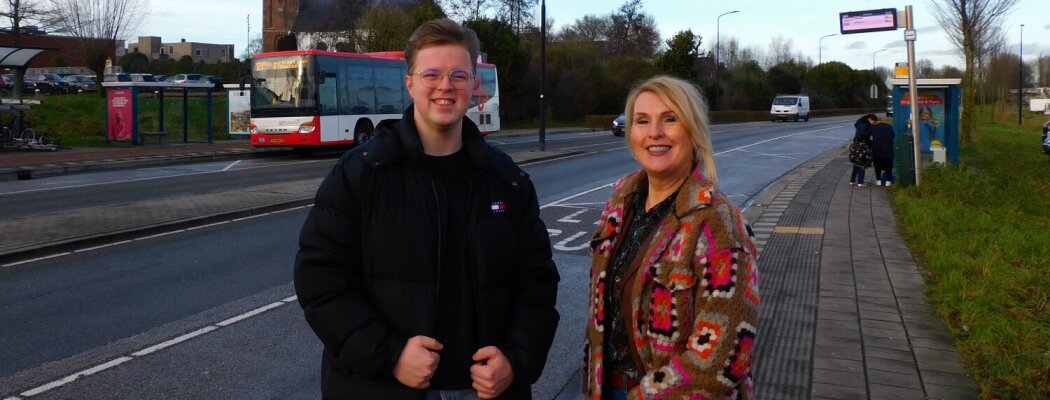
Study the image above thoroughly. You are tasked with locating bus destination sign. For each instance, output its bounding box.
[840,8,898,34]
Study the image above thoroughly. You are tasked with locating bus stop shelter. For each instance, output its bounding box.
[101,82,215,144]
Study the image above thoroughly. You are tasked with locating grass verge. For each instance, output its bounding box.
[892,110,1049,398]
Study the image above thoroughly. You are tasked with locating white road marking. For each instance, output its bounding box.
[19,356,133,397]
[220,160,242,171]
[541,183,615,209]
[131,326,218,357]
[2,252,71,268]
[557,209,588,223]
[74,241,133,253]
[217,302,284,327]
[553,231,590,251]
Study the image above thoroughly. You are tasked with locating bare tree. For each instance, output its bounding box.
[556,14,609,42]
[1038,55,1050,87]
[441,0,490,21]
[929,0,1019,143]
[47,0,147,87]
[495,0,535,34]
[766,36,797,68]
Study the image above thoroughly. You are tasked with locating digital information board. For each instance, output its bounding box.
[840,8,898,34]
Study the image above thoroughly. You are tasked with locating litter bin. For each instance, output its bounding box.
[894,130,915,187]
[931,139,946,165]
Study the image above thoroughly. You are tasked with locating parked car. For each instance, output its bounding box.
[104,73,132,83]
[172,73,206,84]
[25,73,71,94]
[1043,120,1050,154]
[205,75,225,90]
[154,75,172,83]
[612,114,626,136]
[64,75,97,92]
[1,74,38,94]
[130,73,157,82]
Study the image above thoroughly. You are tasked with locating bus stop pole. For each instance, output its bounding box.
[904,5,921,186]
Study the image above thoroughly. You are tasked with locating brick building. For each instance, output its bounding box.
[262,0,420,53]
[0,33,116,70]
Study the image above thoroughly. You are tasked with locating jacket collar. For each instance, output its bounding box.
[610,164,715,218]
[363,104,490,171]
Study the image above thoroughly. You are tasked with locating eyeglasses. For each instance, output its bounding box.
[411,69,475,90]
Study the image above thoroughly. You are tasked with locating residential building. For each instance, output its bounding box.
[127,36,235,64]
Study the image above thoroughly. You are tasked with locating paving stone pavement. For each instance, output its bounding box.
[749,148,978,400]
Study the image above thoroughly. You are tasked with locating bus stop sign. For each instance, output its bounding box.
[840,8,898,34]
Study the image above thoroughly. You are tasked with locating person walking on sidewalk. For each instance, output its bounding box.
[583,76,760,399]
[294,19,560,400]
[870,116,896,187]
[848,114,876,187]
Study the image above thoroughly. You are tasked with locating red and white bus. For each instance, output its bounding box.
[249,50,499,148]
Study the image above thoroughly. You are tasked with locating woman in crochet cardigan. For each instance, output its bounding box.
[584,76,760,400]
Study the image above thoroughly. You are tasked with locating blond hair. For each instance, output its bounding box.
[404,18,481,73]
[623,75,718,187]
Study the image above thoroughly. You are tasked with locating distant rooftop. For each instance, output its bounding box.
[293,0,421,32]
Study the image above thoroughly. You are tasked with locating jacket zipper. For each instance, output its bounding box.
[428,174,443,326]
[465,171,483,344]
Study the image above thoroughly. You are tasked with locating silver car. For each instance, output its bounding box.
[612,114,626,136]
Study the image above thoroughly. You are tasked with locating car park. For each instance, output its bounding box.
[612,114,626,136]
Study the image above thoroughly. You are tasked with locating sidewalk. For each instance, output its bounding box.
[743,146,978,399]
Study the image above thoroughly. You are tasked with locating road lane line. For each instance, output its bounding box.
[220,160,242,171]
[19,356,133,397]
[130,326,218,357]
[541,183,615,209]
[714,124,846,156]
[2,252,71,268]
[136,230,186,240]
[217,302,284,327]
[75,240,133,252]
[282,295,298,303]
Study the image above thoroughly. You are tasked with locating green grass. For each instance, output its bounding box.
[21,93,229,147]
[892,108,1050,399]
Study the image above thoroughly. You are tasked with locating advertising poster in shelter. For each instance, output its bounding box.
[107,89,133,142]
[228,89,251,136]
[900,90,945,153]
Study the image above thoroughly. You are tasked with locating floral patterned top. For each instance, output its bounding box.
[584,166,760,400]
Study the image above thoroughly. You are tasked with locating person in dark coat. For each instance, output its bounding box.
[294,19,560,400]
[869,116,897,187]
[848,114,876,186]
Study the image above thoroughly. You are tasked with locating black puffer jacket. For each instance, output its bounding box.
[294,107,560,399]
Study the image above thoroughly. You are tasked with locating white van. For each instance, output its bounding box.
[770,95,810,122]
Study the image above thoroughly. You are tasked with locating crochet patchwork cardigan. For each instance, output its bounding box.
[583,166,760,400]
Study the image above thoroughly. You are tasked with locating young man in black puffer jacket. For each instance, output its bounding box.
[294,19,560,400]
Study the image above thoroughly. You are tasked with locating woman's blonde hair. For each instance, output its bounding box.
[623,75,718,187]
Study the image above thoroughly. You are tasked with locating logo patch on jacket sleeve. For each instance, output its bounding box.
[490,201,507,214]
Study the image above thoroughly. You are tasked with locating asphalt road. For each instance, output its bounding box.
[0,116,856,399]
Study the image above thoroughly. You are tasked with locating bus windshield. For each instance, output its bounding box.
[252,55,317,117]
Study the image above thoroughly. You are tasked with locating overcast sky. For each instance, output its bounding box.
[146,0,1047,71]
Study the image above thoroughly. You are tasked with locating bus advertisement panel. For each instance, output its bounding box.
[250,50,499,149]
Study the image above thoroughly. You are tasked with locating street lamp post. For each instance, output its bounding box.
[872,49,887,71]
[1018,24,1024,125]
[714,10,740,111]
[818,33,837,65]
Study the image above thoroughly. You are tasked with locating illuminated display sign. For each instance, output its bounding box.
[254,58,309,71]
[840,8,898,34]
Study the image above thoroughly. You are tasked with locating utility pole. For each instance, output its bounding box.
[714,10,739,111]
[903,5,921,186]
[538,0,546,151]
[1018,24,1024,124]
[819,33,838,65]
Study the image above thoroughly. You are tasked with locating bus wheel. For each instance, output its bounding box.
[354,121,375,145]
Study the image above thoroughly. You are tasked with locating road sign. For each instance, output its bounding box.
[840,8,898,34]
